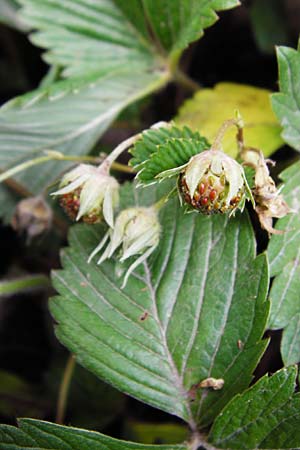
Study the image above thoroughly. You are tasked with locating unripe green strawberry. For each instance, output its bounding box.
[179,150,248,215]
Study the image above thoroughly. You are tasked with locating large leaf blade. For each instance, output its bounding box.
[19,0,156,78]
[0,418,187,450]
[19,0,240,77]
[51,183,269,428]
[267,161,300,365]
[209,366,300,449]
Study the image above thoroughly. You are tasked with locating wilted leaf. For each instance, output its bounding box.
[176,82,283,157]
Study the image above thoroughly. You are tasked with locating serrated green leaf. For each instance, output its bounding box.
[18,0,156,79]
[51,182,269,428]
[209,366,300,449]
[281,313,300,366]
[0,418,187,450]
[137,0,240,62]
[130,126,210,184]
[19,0,240,77]
[139,138,207,183]
[130,126,205,169]
[268,162,300,276]
[267,161,300,365]
[272,45,300,151]
[176,82,283,157]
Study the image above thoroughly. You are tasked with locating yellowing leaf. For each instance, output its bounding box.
[176,82,283,158]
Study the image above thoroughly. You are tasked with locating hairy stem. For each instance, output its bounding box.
[56,354,76,425]
[211,116,244,152]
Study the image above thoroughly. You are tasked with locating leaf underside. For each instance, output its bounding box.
[267,161,300,365]
[209,366,300,449]
[0,418,186,450]
[0,0,240,220]
[51,182,269,429]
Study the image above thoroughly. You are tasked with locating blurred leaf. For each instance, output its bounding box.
[51,182,269,429]
[176,83,283,157]
[47,362,125,431]
[249,0,288,54]
[209,367,300,449]
[0,370,47,419]
[272,45,300,151]
[0,418,187,450]
[267,161,300,365]
[0,184,19,224]
[125,421,188,445]
[0,0,28,32]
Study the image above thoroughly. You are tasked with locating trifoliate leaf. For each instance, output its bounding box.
[176,82,283,157]
[272,45,300,151]
[51,182,269,429]
[0,418,187,450]
[209,366,300,449]
[267,161,300,365]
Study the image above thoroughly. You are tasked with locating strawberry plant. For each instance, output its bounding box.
[0,1,300,449]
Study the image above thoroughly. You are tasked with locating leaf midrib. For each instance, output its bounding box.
[142,259,197,429]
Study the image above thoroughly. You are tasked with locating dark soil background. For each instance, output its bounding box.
[0,0,299,445]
